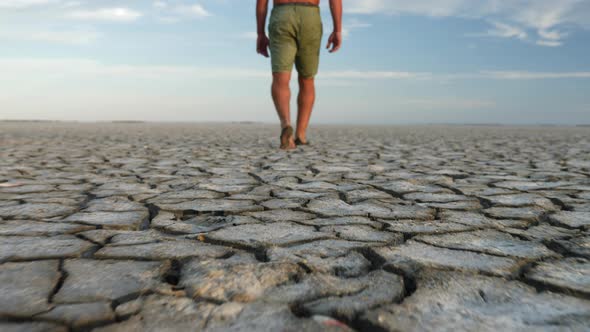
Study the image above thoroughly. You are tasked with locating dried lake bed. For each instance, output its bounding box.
[1,122,589,331]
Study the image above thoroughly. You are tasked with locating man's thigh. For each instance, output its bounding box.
[295,7,323,78]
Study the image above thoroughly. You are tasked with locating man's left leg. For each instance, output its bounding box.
[296,75,315,144]
[294,5,322,145]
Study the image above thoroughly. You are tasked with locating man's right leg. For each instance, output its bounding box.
[272,71,295,149]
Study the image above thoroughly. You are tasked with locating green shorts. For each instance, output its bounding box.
[268,4,323,78]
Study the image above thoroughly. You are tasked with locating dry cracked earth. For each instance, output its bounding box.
[1,122,590,332]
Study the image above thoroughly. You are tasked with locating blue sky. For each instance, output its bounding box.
[1,0,589,124]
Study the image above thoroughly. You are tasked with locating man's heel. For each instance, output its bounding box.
[280,126,294,149]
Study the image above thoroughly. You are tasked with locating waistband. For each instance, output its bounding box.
[274,2,319,8]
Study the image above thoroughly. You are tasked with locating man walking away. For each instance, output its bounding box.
[256,0,342,149]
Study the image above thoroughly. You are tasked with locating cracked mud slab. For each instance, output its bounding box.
[374,241,521,277]
[156,199,263,214]
[54,259,169,303]
[94,295,215,332]
[0,261,60,317]
[1,123,589,331]
[62,211,150,230]
[203,222,333,248]
[36,302,115,329]
[0,220,93,236]
[0,236,94,262]
[0,322,67,332]
[300,270,405,321]
[525,258,590,298]
[551,236,590,258]
[151,212,259,234]
[180,260,303,302]
[0,203,78,219]
[95,239,232,260]
[549,211,590,229]
[415,230,557,259]
[360,271,590,331]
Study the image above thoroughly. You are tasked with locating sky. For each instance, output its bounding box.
[0,0,589,125]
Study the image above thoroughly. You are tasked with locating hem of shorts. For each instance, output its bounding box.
[272,68,293,73]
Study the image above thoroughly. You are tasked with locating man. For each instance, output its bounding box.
[256,0,342,150]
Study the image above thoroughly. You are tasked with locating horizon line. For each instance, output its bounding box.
[1,119,589,127]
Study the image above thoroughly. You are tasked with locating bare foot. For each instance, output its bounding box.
[295,137,308,146]
[280,126,296,150]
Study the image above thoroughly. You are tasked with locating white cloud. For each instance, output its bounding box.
[344,0,590,46]
[173,4,210,18]
[538,29,565,41]
[481,71,590,79]
[66,7,142,22]
[0,58,267,80]
[2,58,589,83]
[536,29,568,46]
[0,28,100,45]
[153,2,211,23]
[342,18,371,37]
[322,70,430,80]
[399,98,496,109]
[536,40,562,47]
[0,0,57,9]
[345,0,466,17]
[484,21,527,40]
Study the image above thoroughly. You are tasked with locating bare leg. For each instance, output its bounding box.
[271,72,295,149]
[296,75,315,143]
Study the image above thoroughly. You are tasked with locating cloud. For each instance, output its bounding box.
[0,0,57,8]
[484,21,527,40]
[481,71,590,79]
[66,7,142,22]
[536,29,567,46]
[173,4,210,18]
[398,98,496,109]
[342,18,371,37]
[0,28,100,45]
[322,70,430,80]
[153,2,211,22]
[345,0,472,17]
[0,58,268,80]
[538,29,565,41]
[2,58,589,83]
[536,40,562,47]
[344,0,590,46]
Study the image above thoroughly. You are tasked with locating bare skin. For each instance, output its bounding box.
[257,0,343,149]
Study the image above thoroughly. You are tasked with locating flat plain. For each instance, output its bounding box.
[1,122,589,331]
